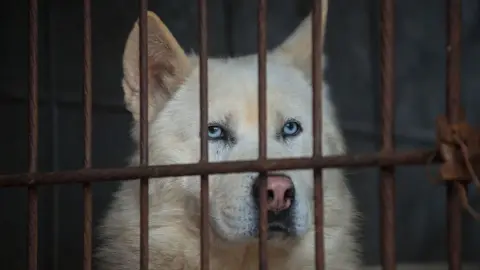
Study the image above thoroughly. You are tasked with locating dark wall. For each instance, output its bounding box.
[1,0,480,269]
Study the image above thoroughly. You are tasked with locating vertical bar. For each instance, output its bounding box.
[46,1,60,267]
[445,0,462,269]
[198,0,210,269]
[257,0,268,269]
[138,0,149,268]
[311,1,324,269]
[28,0,39,268]
[83,0,93,268]
[379,0,396,269]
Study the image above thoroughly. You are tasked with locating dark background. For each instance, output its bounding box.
[1,0,480,269]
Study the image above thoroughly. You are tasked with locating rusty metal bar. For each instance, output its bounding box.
[312,0,324,269]
[83,0,93,268]
[379,0,396,269]
[138,0,149,268]
[28,0,39,268]
[445,0,463,269]
[257,0,268,269]
[198,0,210,269]
[0,150,440,187]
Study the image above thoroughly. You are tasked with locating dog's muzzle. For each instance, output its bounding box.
[252,173,296,236]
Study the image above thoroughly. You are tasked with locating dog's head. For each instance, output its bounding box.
[122,7,343,247]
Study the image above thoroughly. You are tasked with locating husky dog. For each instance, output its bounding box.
[95,1,361,269]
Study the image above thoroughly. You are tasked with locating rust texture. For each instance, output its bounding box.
[379,0,396,269]
[435,115,480,219]
[445,0,463,269]
[83,0,93,268]
[0,150,440,187]
[138,0,150,268]
[198,0,210,268]
[28,0,39,268]
[311,0,324,269]
[436,115,480,183]
[257,0,268,269]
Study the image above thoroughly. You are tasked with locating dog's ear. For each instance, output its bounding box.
[272,0,328,77]
[122,11,191,122]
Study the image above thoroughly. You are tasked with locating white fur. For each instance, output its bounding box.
[95,4,361,269]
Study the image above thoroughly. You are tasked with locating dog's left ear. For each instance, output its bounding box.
[272,0,328,77]
[122,11,192,122]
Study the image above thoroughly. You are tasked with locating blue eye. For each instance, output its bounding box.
[282,120,302,138]
[207,125,225,140]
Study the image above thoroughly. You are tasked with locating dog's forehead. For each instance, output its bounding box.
[183,59,312,124]
[184,59,312,107]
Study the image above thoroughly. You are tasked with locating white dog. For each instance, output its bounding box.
[95,2,362,269]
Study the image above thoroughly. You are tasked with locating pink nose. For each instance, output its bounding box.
[253,175,294,212]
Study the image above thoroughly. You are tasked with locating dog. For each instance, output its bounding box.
[94,2,362,269]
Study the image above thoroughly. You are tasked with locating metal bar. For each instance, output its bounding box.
[198,0,210,269]
[28,0,39,268]
[257,0,268,269]
[138,0,149,269]
[0,150,440,187]
[83,0,93,268]
[445,0,463,269]
[379,0,396,269]
[311,0,324,269]
[46,1,60,267]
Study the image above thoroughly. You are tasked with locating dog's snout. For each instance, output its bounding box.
[252,174,294,212]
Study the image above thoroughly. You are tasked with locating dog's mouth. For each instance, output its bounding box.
[265,222,292,239]
[268,223,289,233]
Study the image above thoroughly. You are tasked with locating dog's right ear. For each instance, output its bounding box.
[122,11,192,122]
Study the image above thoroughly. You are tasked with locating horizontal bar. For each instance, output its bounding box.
[0,149,439,187]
